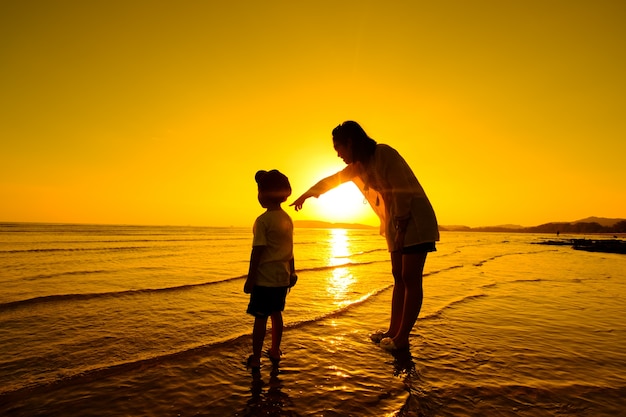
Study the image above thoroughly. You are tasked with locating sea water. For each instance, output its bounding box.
[0,223,625,416]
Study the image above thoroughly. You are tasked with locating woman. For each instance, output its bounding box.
[290,121,439,351]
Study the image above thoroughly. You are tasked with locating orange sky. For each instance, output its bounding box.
[1,1,625,227]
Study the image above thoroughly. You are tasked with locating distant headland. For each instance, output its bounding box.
[439,216,626,234]
[294,220,376,230]
[295,217,626,234]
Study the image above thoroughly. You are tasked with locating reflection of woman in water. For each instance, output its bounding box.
[291,121,439,351]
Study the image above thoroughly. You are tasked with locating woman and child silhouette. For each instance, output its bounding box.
[244,121,439,371]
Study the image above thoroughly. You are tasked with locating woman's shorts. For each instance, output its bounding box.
[247,286,289,318]
[401,241,437,254]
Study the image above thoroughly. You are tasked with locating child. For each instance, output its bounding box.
[244,169,297,371]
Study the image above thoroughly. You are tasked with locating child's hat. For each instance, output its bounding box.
[255,169,291,197]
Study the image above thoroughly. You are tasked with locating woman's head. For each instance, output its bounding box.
[332,121,377,164]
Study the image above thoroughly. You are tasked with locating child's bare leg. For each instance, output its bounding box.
[252,316,268,365]
[269,311,283,357]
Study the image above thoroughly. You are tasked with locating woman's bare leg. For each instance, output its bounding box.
[387,250,405,338]
[393,252,427,348]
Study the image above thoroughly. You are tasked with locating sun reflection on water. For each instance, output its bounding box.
[327,229,355,304]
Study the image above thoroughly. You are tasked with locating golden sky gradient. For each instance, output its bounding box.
[1,1,625,227]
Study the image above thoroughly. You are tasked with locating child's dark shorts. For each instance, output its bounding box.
[247,286,289,318]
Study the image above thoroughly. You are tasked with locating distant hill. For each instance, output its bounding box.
[492,224,526,229]
[571,217,624,227]
[438,225,472,231]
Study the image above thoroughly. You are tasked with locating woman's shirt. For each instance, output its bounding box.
[306,143,439,251]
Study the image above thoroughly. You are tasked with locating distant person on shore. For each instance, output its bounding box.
[290,121,439,351]
[244,170,297,372]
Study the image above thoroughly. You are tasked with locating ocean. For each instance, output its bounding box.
[1,223,625,416]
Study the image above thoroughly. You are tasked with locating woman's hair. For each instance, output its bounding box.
[332,121,377,163]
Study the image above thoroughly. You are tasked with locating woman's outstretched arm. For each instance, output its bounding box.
[289,165,356,211]
[290,192,314,211]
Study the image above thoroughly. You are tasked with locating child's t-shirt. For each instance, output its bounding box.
[252,209,293,287]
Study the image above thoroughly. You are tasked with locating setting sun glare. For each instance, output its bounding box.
[311,182,378,226]
[291,161,380,227]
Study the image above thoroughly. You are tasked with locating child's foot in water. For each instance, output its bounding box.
[246,355,261,371]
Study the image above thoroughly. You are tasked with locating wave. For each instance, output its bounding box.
[473,253,512,267]
[420,267,546,321]
[2,260,476,314]
[21,269,112,281]
[330,248,388,259]
[0,260,390,312]
[420,293,488,321]
[436,249,462,257]
[0,237,252,255]
[473,249,559,267]
[0,246,156,254]
[15,264,182,282]
[0,332,250,399]
[0,276,245,312]
[286,263,467,329]
[475,277,543,291]
[299,259,386,272]
[508,278,543,284]
[286,285,394,329]
[425,264,463,277]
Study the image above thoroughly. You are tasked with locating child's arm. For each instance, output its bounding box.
[244,245,265,294]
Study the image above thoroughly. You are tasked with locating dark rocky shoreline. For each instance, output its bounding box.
[534,238,626,254]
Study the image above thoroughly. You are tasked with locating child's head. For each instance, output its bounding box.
[255,169,291,206]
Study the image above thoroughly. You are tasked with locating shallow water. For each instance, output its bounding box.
[1,224,625,416]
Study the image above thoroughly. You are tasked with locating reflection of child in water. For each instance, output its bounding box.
[244,169,297,371]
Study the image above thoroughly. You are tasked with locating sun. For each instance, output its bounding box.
[312,182,379,226]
